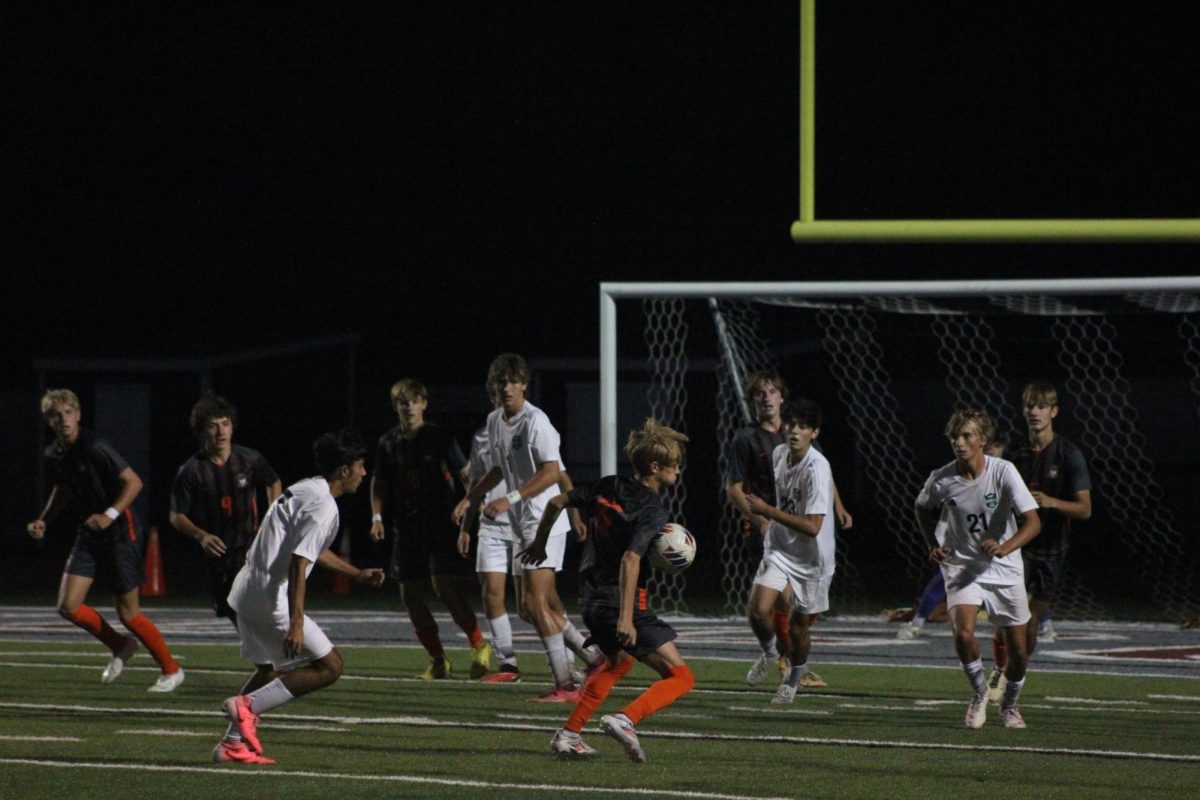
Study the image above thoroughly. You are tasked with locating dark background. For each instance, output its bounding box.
[4,2,1198,609]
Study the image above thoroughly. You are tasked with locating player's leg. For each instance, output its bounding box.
[745,564,783,685]
[57,567,135,682]
[113,587,183,690]
[774,578,828,702]
[477,538,521,681]
[400,578,451,678]
[545,583,605,678]
[431,571,490,675]
[988,582,1031,728]
[603,633,694,764]
[946,583,989,728]
[522,566,575,696]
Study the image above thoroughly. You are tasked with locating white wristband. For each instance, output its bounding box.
[103,507,120,521]
[372,513,382,523]
[505,489,523,506]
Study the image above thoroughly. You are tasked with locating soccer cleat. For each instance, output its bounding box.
[1040,625,1058,643]
[569,665,585,687]
[987,668,1007,705]
[101,636,138,684]
[600,713,646,763]
[745,652,774,686]
[223,694,263,754]
[895,623,920,640]
[550,728,598,758]
[797,671,827,688]
[965,691,988,729]
[469,641,493,680]
[527,686,581,704]
[481,663,521,683]
[418,656,452,680]
[771,683,797,704]
[1001,705,1027,729]
[148,667,185,693]
[212,738,275,765]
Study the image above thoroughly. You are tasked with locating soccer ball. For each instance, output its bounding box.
[648,523,696,574]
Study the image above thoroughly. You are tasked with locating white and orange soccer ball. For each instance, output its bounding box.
[648,523,696,574]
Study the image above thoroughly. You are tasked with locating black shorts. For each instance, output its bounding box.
[1023,552,1066,603]
[389,523,471,583]
[583,601,677,660]
[64,515,145,595]
[206,548,246,619]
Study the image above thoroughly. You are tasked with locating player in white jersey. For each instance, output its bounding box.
[213,430,385,765]
[458,353,604,702]
[744,398,835,702]
[915,408,1040,730]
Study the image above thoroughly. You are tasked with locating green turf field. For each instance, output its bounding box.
[1,641,1197,800]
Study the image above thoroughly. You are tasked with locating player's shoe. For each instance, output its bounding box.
[527,686,581,703]
[895,623,921,640]
[550,728,598,758]
[418,656,452,680]
[481,663,521,683]
[1001,705,1026,729]
[745,652,773,686]
[212,738,275,765]
[148,667,185,693]
[771,683,797,704]
[777,655,790,680]
[600,713,646,763]
[965,691,988,729]
[469,642,493,680]
[101,636,138,684]
[569,665,585,687]
[797,670,827,688]
[1040,625,1058,643]
[222,694,262,754]
[987,668,1007,705]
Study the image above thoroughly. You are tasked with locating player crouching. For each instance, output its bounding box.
[518,418,695,763]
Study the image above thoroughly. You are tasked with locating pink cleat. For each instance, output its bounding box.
[527,686,581,704]
[222,695,262,754]
[212,738,275,764]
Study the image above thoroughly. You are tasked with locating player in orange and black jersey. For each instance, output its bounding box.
[169,394,282,628]
[27,388,184,692]
[519,418,695,763]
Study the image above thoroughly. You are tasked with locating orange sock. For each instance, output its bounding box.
[992,630,1008,669]
[622,664,695,726]
[773,611,792,656]
[67,605,127,652]
[564,657,634,733]
[122,613,179,674]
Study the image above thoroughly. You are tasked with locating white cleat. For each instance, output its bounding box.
[148,668,185,693]
[550,728,598,758]
[745,652,773,686]
[600,713,645,763]
[895,624,920,640]
[1001,706,1026,729]
[771,684,797,704]
[965,691,988,729]
[987,668,1007,705]
[101,637,138,684]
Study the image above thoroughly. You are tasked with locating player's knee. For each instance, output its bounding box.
[319,651,344,683]
[674,664,696,692]
[57,603,79,620]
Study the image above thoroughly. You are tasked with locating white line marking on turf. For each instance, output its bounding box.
[1147,694,1200,701]
[837,703,935,712]
[0,735,83,742]
[0,651,188,660]
[726,705,833,716]
[1044,696,1147,706]
[115,729,214,737]
[0,759,791,800]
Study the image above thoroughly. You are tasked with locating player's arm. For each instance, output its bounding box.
[284,553,312,658]
[27,485,69,539]
[832,481,853,530]
[84,467,142,531]
[616,550,642,646]
[317,546,385,587]
[266,480,283,505]
[1030,488,1092,521]
[746,494,822,537]
[168,510,226,557]
[725,479,770,534]
[556,470,587,541]
[483,459,560,520]
[369,475,388,541]
[517,492,572,566]
[914,503,951,563]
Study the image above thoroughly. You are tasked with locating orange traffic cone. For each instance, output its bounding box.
[332,527,352,596]
[140,525,166,597]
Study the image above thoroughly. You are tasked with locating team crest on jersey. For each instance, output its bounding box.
[512,435,524,450]
[236,473,249,489]
[984,492,998,509]
[1048,465,1059,479]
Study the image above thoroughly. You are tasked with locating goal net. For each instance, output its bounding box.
[601,279,1200,622]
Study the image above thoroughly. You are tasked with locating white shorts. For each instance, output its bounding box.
[476,535,518,576]
[752,558,829,615]
[946,580,1031,628]
[237,610,334,672]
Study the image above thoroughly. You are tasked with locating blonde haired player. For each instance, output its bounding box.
[915,408,1041,730]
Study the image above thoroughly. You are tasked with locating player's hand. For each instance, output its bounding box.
[571,517,587,542]
[483,497,510,520]
[746,494,770,517]
[929,545,951,564]
[370,519,385,542]
[26,520,46,540]
[980,539,1005,559]
[1030,490,1054,510]
[837,508,854,530]
[516,541,547,567]
[457,530,472,558]
[283,624,304,658]
[355,568,386,588]
[451,497,470,525]
[200,533,227,557]
[616,617,636,647]
[84,513,113,531]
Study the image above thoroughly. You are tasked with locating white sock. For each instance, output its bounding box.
[224,722,242,741]
[488,614,517,664]
[758,635,777,656]
[1001,677,1025,709]
[246,678,294,715]
[911,616,927,629]
[784,662,808,688]
[963,658,986,696]
[562,621,603,665]
[540,632,573,686]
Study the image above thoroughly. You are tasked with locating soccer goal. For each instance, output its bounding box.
[600,278,1200,621]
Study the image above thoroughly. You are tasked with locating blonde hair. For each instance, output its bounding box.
[40,389,81,417]
[390,378,427,403]
[944,407,996,443]
[625,418,688,475]
[1022,381,1059,408]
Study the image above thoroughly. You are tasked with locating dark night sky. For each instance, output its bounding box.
[6,2,1199,388]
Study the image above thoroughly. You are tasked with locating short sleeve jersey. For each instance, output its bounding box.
[169,444,279,552]
[468,426,513,540]
[729,425,785,504]
[569,475,669,609]
[227,476,340,615]
[764,444,834,582]
[916,456,1039,587]
[43,430,137,530]
[1009,435,1091,559]
[374,423,467,536]
[486,402,570,538]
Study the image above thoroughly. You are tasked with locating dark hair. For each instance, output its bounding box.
[781,397,822,430]
[487,352,531,387]
[190,393,238,435]
[313,429,367,475]
[742,369,789,406]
